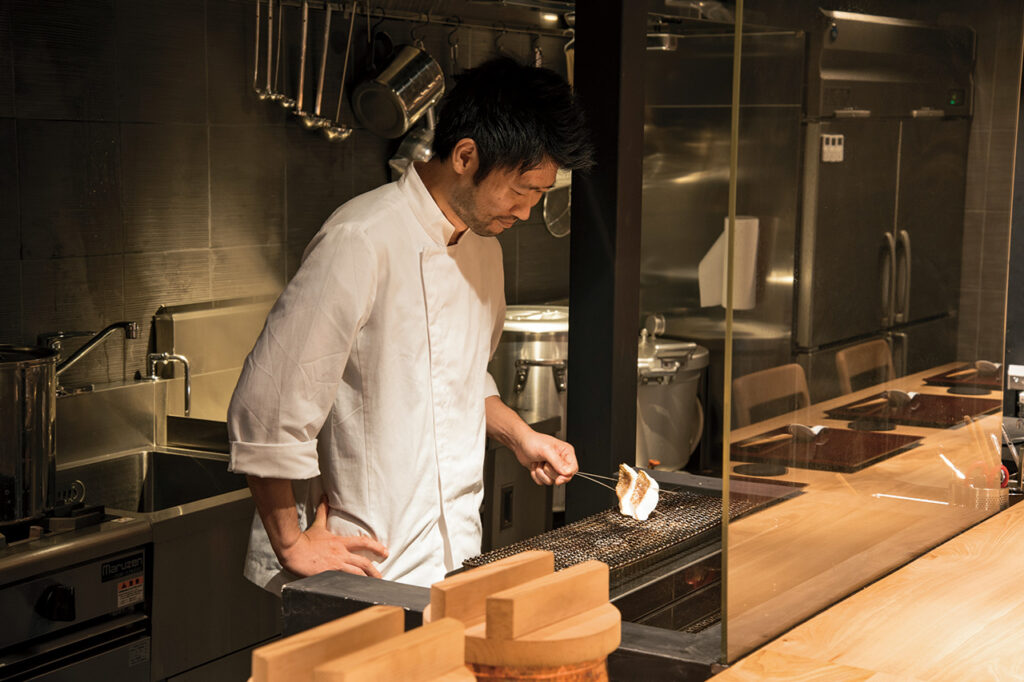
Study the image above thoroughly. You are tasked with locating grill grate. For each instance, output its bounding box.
[465,489,773,588]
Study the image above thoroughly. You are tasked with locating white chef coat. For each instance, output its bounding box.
[227,164,506,592]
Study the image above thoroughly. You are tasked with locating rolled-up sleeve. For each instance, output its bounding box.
[228,224,378,479]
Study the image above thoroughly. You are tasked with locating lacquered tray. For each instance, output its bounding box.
[824,392,1001,428]
[732,427,921,473]
[923,365,1001,390]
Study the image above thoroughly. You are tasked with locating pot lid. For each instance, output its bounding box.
[637,332,709,375]
[503,306,569,333]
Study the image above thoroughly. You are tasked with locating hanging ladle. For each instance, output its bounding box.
[269,0,296,109]
[292,0,311,120]
[299,2,333,129]
[255,0,273,100]
[323,1,356,142]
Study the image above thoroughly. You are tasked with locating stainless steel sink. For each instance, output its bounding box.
[56,448,246,514]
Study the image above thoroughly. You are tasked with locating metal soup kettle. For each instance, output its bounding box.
[352,42,445,139]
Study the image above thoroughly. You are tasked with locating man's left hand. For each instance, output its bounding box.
[513,431,578,486]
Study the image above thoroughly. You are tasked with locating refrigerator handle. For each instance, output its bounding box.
[882,231,896,327]
[890,331,908,376]
[895,229,911,324]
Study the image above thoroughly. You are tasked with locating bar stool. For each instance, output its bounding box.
[732,363,811,428]
[835,339,894,395]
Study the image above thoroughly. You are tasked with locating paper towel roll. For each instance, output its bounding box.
[698,216,759,310]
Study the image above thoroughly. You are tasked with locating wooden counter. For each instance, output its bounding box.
[713,491,1024,680]
[723,362,1008,661]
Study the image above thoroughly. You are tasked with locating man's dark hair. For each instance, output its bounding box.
[433,57,594,183]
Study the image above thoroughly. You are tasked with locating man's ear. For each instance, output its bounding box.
[450,138,478,177]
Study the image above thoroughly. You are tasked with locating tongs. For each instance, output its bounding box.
[575,471,618,493]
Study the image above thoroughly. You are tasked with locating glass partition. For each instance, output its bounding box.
[719,0,1020,662]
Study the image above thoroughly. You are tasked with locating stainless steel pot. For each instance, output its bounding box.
[489,306,568,436]
[352,43,445,139]
[0,346,57,523]
[636,335,708,470]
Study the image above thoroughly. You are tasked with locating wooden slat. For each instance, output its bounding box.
[485,560,609,640]
[313,617,473,682]
[430,550,553,625]
[251,605,403,682]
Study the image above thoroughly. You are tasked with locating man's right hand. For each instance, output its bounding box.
[278,497,389,578]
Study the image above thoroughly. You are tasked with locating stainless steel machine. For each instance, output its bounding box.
[0,508,153,681]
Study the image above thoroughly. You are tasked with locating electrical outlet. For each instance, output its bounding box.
[821,134,845,162]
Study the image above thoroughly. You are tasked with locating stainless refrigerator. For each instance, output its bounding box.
[794,10,974,401]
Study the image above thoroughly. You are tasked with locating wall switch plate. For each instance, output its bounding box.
[821,134,844,162]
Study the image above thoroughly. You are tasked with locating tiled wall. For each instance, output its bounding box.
[956,2,1024,362]
[0,0,572,389]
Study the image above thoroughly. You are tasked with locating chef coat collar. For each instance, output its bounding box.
[400,163,458,247]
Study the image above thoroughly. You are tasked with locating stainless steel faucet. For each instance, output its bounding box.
[38,322,141,393]
[143,352,191,417]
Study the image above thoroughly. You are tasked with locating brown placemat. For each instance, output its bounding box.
[923,365,1001,390]
[732,427,922,473]
[825,393,1001,428]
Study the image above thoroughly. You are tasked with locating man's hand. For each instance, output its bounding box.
[278,497,389,578]
[485,395,578,486]
[514,430,579,486]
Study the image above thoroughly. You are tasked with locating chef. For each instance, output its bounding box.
[227,57,594,593]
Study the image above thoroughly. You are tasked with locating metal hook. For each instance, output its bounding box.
[495,21,508,55]
[448,16,461,73]
[410,13,429,44]
[447,16,461,47]
[370,6,386,35]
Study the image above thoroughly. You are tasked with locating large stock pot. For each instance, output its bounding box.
[489,308,709,472]
[489,306,569,438]
[0,346,57,523]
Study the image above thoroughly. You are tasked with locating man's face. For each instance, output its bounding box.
[449,158,559,238]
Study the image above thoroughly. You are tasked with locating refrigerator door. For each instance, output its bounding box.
[796,118,901,349]
[890,315,958,378]
[895,118,970,324]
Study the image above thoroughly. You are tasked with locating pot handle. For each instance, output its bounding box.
[689,399,704,455]
[514,359,567,394]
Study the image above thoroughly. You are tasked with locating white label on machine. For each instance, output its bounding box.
[117,576,144,608]
[821,134,845,162]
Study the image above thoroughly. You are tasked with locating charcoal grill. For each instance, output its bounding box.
[464,488,774,589]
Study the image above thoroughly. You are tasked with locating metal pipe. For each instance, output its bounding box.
[146,352,192,417]
[56,322,140,376]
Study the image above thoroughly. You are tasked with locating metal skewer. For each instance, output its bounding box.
[575,472,617,493]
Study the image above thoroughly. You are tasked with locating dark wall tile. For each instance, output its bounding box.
[207,0,289,126]
[0,260,22,343]
[0,4,13,117]
[496,230,517,303]
[285,124,353,253]
[212,245,285,299]
[964,129,990,212]
[18,120,122,259]
[210,125,285,248]
[22,255,126,385]
[124,250,211,371]
[986,129,1016,213]
[349,129,391,196]
[115,0,207,123]
[514,213,570,304]
[122,123,209,252]
[0,120,18,254]
[12,0,118,121]
[959,210,984,293]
